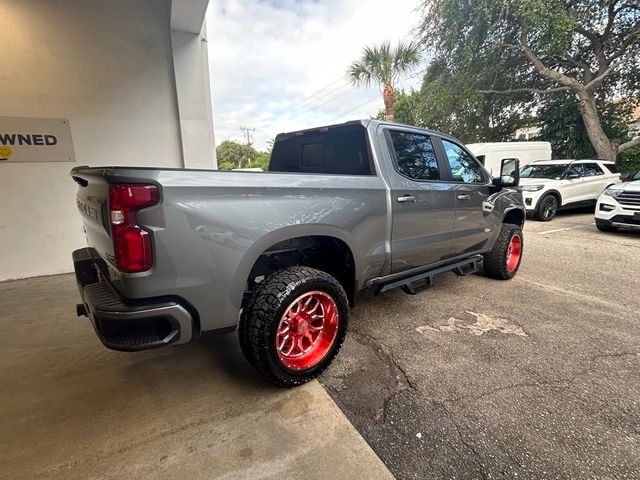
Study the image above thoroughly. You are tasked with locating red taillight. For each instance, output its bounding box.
[108,184,159,273]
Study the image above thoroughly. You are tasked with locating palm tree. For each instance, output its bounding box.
[347,41,421,122]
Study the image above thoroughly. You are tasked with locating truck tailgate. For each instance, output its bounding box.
[71,171,116,266]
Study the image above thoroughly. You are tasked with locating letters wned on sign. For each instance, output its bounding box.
[0,116,75,163]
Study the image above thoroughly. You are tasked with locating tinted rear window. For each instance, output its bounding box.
[269,125,373,175]
[581,163,604,176]
[388,131,440,181]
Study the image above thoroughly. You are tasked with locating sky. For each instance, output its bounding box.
[206,0,424,150]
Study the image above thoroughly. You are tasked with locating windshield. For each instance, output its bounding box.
[520,164,567,179]
[633,170,640,181]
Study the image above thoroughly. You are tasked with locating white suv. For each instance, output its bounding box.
[595,169,640,231]
[519,160,621,221]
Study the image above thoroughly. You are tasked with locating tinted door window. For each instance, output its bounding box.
[388,131,440,181]
[442,140,486,183]
[566,163,584,177]
[581,163,604,177]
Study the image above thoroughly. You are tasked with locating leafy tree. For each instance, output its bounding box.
[348,40,421,121]
[386,59,534,142]
[417,0,640,161]
[536,92,633,158]
[216,140,256,169]
[215,140,271,171]
[618,145,640,172]
[251,151,270,170]
[217,160,236,171]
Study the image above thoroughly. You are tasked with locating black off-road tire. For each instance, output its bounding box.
[483,223,524,280]
[239,266,349,387]
[595,218,618,232]
[534,194,559,221]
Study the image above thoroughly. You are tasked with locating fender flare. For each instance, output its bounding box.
[222,225,362,326]
[501,206,526,226]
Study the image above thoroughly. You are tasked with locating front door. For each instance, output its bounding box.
[438,138,496,256]
[384,128,456,273]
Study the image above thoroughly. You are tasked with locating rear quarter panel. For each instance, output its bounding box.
[112,170,388,331]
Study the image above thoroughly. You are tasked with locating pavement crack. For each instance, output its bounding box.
[349,328,418,425]
[443,351,640,404]
[435,400,488,480]
[589,351,640,361]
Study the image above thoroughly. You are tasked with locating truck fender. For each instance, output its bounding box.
[222,225,362,327]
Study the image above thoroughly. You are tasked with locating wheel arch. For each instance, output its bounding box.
[502,207,526,227]
[541,189,562,207]
[230,225,361,318]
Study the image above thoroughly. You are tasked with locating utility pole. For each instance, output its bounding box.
[239,126,256,169]
[240,126,255,146]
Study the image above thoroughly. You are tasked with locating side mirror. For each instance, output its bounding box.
[493,157,519,188]
[620,173,630,181]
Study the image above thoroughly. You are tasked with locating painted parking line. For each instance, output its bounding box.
[537,224,594,235]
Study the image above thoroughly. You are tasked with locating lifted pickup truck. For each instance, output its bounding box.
[71,120,525,386]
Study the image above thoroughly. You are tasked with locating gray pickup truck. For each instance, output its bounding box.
[71,120,525,386]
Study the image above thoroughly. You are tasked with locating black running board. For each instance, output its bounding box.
[374,255,483,296]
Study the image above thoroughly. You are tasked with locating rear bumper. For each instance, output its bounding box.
[73,248,194,351]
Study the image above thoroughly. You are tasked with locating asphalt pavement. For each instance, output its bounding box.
[321,209,640,480]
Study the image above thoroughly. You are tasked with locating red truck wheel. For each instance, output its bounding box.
[239,266,349,387]
[483,223,524,280]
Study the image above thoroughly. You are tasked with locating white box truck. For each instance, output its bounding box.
[467,142,552,176]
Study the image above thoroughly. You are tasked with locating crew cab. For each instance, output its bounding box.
[519,159,620,221]
[71,120,525,386]
[595,169,640,231]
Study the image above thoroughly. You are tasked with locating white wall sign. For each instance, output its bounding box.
[0,116,75,163]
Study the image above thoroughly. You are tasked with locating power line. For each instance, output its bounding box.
[278,77,345,115]
[331,95,381,122]
[256,93,380,135]
[254,80,349,131]
[257,87,368,131]
[285,82,350,115]
[293,86,355,116]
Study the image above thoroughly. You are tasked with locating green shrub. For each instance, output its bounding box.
[618,146,640,174]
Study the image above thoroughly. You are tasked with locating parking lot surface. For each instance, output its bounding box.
[0,276,392,480]
[321,211,640,479]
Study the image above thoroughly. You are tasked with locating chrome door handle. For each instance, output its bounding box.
[397,195,416,203]
[457,194,471,200]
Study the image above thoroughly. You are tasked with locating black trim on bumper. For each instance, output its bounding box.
[73,248,193,352]
[609,214,640,227]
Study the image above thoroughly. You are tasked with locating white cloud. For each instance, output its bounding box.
[206,0,423,150]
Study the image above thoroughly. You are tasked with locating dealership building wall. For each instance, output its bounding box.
[0,0,216,281]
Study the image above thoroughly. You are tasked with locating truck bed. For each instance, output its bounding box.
[71,165,389,332]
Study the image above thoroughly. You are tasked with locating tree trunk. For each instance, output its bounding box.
[383,84,395,121]
[576,90,615,161]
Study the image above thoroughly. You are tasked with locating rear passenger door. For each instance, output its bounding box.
[437,137,496,256]
[384,128,456,272]
[579,162,609,200]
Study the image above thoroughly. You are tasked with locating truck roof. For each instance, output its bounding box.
[275,119,456,142]
[532,159,615,165]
